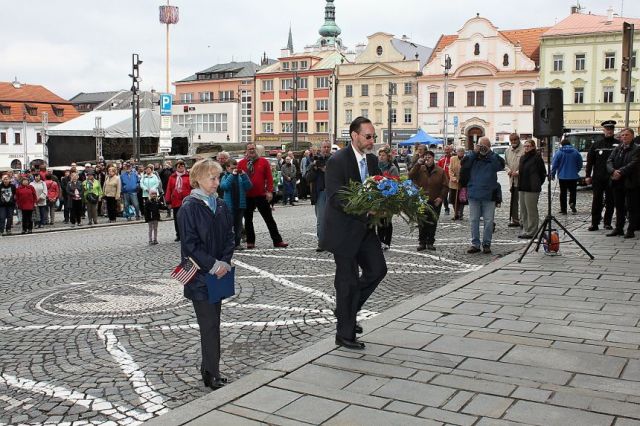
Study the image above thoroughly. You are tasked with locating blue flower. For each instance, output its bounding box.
[378,180,399,197]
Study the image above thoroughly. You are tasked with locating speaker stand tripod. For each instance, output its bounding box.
[517,137,594,262]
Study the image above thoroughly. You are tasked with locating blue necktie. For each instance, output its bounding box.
[359,158,367,183]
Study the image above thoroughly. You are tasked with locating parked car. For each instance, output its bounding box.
[561,131,607,185]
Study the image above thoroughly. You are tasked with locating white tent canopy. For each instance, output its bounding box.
[48,109,188,138]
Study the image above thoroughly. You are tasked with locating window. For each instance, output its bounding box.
[447,91,455,107]
[390,108,397,123]
[300,60,308,69]
[281,79,293,90]
[199,92,213,102]
[345,109,352,123]
[376,46,383,56]
[553,55,563,72]
[375,109,382,123]
[52,106,64,117]
[503,54,509,66]
[404,108,412,124]
[316,76,329,88]
[345,85,353,97]
[25,105,37,116]
[0,133,6,144]
[282,62,290,71]
[297,78,308,89]
[262,80,273,91]
[188,113,227,132]
[14,132,21,145]
[404,82,413,95]
[316,122,329,132]
[389,83,397,95]
[574,87,584,104]
[219,91,234,101]
[0,105,10,115]
[522,89,532,106]
[376,84,382,95]
[291,61,298,70]
[429,92,438,107]
[361,109,368,118]
[281,100,293,112]
[316,99,329,111]
[180,93,193,103]
[575,54,586,71]
[297,122,308,133]
[263,122,273,133]
[632,51,637,68]
[630,90,635,102]
[297,100,308,111]
[36,132,42,144]
[502,90,512,106]
[262,101,273,112]
[603,86,614,103]
[361,84,369,96]
[466,91,484,107]
[281,122,293,133]
[605,52,615,70]
[474,43,480,55]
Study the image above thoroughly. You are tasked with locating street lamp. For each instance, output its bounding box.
[443,54,452,145]
[292,70,299,151]
[129,53,143,160]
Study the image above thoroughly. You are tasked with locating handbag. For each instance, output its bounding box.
[86,193,99,204]
[458,187,468,204]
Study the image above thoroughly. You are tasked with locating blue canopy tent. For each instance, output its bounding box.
[398,129,444,146]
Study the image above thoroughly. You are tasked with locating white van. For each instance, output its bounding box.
[562,131,606,184]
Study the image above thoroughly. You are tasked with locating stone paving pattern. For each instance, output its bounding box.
[149,228,640,426]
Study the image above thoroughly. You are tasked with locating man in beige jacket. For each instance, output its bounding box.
[504,133,525,227]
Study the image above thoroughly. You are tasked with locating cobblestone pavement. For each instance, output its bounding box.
[0,173,594,425]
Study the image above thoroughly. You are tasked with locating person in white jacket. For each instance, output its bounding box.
[504,133,525,227]
[30,173,48,228]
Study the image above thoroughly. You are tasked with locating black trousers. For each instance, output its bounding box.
[173,206,181,239]
[21,210,33,232]
[418,203,442,245]
[612,184,639,232]
[105,196,117,221]
[243,196,283,245]
[376,218,393,246]
[233,208,245,247]
[558,179,578,213]
[591,181,613,227]
[192,299,221,379]
[333,231,387,341]
[70,200,83,224]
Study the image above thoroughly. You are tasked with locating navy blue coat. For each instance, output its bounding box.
[177,195,235,301]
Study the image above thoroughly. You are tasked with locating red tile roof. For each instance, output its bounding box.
[544,13,640,37]
[428,27,549,66]
[0,82,79,124]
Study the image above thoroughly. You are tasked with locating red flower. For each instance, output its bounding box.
[372,175,384,182]
[382,171,400,181]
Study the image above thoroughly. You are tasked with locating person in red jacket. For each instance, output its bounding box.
[45,173,60,225]
[15,177,37,234]
[165,160,191,242]
[237,143,288,248]
[437,144,453,215]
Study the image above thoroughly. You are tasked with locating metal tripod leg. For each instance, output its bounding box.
[517,216,549,262]
[550,216,594,259]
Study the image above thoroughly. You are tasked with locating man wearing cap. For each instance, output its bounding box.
[585,121,616,231]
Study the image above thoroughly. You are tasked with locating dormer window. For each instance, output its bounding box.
[25,104,37,116]
[503,54,509,66]
[474,43,480,56]
[300,60,308,70]
[282,62,290,70]
[52,105,64,117]
[0,104,10,115]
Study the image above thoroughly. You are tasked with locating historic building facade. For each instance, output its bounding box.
[539,10,640,131]
[335,32,431,145]
[419,15,547,148]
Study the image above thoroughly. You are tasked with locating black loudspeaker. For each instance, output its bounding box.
[533,88,564,138]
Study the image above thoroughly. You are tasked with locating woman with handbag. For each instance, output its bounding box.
[83,172,103,226]
[449,147,467,220]
[103,166,121,223]
[177,159,235,391]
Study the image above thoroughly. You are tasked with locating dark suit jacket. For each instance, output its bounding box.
[320,146,381,257]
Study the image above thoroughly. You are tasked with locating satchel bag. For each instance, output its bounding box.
[86,193,99,204]
[458,187,468,204]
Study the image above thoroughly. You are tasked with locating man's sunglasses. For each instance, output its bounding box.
[361,133,378,140]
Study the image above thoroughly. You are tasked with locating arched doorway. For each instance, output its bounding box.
[466,126,484,150]
[10,159,22,170]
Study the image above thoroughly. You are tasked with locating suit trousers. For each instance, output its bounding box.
[611,184,638,232]
[192,299,222,378]
[244,195,283,245]
[509,185,520,223]
[591,181,613,227]
[376,217,393,246]
[333,230,387,341]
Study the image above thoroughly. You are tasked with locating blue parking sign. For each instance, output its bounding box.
[160,93,173,116]
[453,115,459,126]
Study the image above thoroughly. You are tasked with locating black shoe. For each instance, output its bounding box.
[508,222,521,228]
[518,234,533,239]
[426,244,436,251]
[624,232,635,239]
[417,245,426,252]
[467,246,481,254]
[588,225,599,231]
[482,246,492,254]
[315,246,325,252]
[335,336,365,350]
[570,203,577,214]
[174,237,180,242]
[606,229,624,237]
[559,211,567,215]
[355,323,363,334]
[604,224,613,230]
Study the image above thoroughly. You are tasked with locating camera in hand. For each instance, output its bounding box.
[313,155,326,168]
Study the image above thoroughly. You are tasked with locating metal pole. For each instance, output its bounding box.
[136,93,141,159]
[387,82,393,145]
[41,112,48,165]
[625,25,634,127]
[23,116,28,170]
[293,71,298,151]
[444,71,449,145]
[166,0,170,93]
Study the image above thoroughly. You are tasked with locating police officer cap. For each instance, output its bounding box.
[601,120,616,129]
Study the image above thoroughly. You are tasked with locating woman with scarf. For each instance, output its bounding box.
[376,147,399,250]
[517,140,547,239]
[177,159,235,391]
[220,159,252,250]
[166,160,191,242]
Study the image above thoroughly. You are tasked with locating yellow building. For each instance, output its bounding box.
[540,9,640,131]
[335,33,432,144]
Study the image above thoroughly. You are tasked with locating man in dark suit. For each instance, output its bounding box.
[321,116,387,350]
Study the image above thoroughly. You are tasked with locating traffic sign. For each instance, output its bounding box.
[453,116,459,126]
[160,93,173,116]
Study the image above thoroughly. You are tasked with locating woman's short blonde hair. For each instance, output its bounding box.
[189,159,222,188]
[108,166,117,173]
[526,139,537,148]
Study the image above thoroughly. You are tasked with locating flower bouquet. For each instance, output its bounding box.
[339,172,437,228]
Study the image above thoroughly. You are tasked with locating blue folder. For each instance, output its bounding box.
[206,267,236,304]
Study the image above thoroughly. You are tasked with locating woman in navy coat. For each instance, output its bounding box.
[177,159,235,390]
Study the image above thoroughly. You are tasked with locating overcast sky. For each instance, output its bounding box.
[2,0,638,100]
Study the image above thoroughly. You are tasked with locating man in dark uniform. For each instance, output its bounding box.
[606,128,640,238]
[585,120,617,231]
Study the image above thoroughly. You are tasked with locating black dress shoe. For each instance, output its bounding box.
[355,323,363,334]
[604,224,613,230]
[335,336,365,350]
[606,229,624,237]
[587,225,599,231]
[507,222,520,227]
[624,232,635,239]
[416,245,426,252]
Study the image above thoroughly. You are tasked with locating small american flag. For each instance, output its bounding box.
[171,257,200,285]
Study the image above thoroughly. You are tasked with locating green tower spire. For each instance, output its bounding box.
[318,0,341,46]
